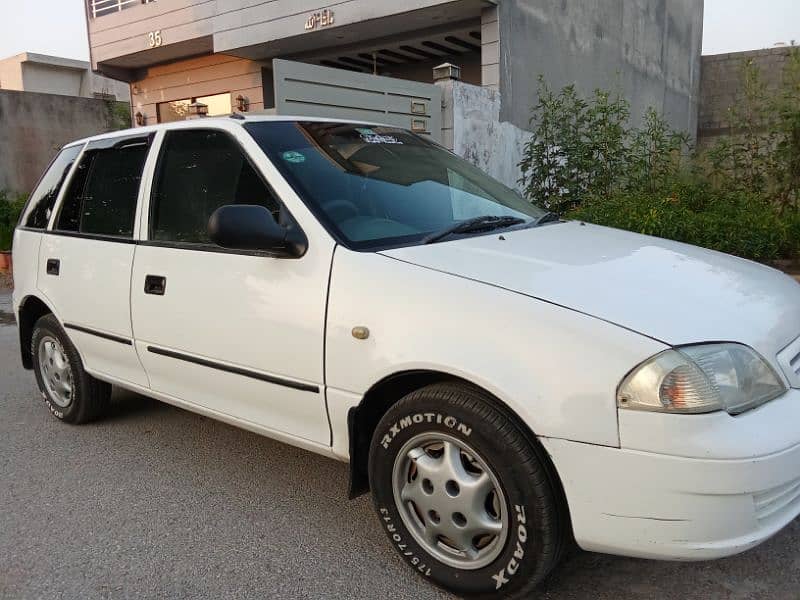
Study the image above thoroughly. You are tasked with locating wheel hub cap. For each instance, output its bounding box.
[392,432,509,570]
[38,336,73,408]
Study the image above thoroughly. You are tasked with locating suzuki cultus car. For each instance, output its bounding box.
[12,117,800,598]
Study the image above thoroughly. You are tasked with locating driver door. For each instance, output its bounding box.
[130,125,333,444]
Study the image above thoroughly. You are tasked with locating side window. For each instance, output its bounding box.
[57,142,149,238]
[24,145,84,229]
[150,129,281,244]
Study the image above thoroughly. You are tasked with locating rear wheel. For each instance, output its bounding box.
[32,314,110,423]
[368,382,568,598]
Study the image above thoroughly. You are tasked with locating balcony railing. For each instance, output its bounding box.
[89,0,155,19]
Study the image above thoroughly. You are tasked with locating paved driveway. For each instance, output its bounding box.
[0,290,798,599]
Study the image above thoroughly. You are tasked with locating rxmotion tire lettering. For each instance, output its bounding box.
[380,408,533,593]
[380,412,472,449]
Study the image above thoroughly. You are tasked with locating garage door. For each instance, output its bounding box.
[272,59,442,142]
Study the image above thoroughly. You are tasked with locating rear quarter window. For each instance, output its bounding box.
[22,145,84,229]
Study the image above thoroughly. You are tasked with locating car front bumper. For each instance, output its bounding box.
[541,392,800,561]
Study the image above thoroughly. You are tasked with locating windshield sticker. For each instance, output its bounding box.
[360,133,403,145]
[356,128,403,145]
[282,150,306,164]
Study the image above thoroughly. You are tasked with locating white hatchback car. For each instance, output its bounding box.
[12,117,800,598]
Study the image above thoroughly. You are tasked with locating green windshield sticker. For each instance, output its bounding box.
[282,151,306,164]
[355,128,376,136]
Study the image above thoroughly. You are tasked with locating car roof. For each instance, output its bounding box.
[64,114,393,148]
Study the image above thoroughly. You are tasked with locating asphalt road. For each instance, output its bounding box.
[1,289,799,600]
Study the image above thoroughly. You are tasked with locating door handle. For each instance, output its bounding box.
[144,275,166,296]
[46,259,60,276]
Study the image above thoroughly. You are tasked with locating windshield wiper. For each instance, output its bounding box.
[423,215,526,245]
[532,211,561,226]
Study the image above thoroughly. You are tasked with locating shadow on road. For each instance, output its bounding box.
[104,388,170,422]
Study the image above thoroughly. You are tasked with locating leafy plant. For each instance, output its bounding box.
[570,190,795,261]
[518,78,690,213]
[0,191,27,251]
[704,48,800,210]
[773,48,800,210]
[519,54,800,262]
[104,99,132,131]
[627,109,691,194]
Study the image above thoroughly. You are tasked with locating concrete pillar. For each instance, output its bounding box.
[481,4,500,90]
[434,75,455,151]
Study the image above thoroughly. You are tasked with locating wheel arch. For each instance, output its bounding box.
[17,294,56,369]
[347,370,572,536]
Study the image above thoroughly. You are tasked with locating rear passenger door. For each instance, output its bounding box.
[38,135,153,387]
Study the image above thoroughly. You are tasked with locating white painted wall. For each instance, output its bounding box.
[22,63,83,96]
[439,78,529,192]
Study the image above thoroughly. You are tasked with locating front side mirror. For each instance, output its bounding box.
[207,205,307,257]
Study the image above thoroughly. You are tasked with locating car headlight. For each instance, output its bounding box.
[618,343,787,415]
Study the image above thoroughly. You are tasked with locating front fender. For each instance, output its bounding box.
[325,249,667,448]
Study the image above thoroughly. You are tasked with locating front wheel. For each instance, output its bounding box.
[368,383,568,599]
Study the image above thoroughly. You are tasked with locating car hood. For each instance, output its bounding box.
[381,221,800,360]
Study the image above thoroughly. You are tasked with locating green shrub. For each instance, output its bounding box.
[570,190,794,261]
[703,48,800,210]
[788,210,800,256]
[0,191,27,251]
[518,77,690,213]
[519,54,800,261]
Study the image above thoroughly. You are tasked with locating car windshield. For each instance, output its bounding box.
[245,121,546,250]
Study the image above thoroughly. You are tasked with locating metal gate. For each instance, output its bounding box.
[272,59,442,142]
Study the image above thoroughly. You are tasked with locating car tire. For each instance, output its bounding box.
[31,314,111,424]
[368,382,568,599]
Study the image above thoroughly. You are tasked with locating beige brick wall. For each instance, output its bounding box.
[698,47,794,145]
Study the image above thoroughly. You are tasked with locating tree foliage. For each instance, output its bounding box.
[0,190,27,251]
[517,50,800,261]
[518,77,689,213]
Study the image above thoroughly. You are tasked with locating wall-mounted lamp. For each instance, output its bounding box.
[135,111,145,126]
[187,101,209,119]
[236,94,250,112]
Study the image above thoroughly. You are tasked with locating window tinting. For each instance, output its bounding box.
[24,145,83,229]
[244,122,545,250]
[150,129,281,244]
[56,142,148,237]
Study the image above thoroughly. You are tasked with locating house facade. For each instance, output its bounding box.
[85,0,704,188]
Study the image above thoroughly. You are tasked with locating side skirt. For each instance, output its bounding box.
[87,369,344,463]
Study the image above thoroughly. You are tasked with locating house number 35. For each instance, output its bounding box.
[147,30,163,48]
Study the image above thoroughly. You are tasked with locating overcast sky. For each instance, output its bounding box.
[0,0,797,62]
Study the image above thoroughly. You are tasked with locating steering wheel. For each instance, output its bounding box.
[324,199,360,223]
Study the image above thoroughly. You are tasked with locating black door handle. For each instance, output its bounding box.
[144,275,166,296]
[46,259,60,276]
